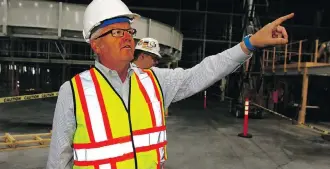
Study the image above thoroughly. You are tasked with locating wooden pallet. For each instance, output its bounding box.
[0,131,52,151]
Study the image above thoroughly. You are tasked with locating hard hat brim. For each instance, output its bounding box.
[84,13,140,43]
[126,13,141,22]
[136,48,162,59]
[145,50,162,59]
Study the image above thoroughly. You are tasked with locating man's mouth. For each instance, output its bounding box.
[122,45,131,49]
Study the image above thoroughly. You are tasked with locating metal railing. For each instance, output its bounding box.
[261,39,326,73]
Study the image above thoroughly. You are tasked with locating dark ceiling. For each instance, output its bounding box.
[54,0,330,40]
[48,0,330,67]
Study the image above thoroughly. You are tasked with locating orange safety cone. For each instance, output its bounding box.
[238,98,253,138]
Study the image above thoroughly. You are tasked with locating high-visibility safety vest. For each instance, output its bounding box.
[70,67,167,169]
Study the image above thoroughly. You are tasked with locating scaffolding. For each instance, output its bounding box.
[262,39,330,124]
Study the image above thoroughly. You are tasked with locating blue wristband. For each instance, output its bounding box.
[244,35,256,51]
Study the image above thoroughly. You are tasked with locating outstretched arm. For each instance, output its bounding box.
[153,43,250,109]
[152,13,294,108]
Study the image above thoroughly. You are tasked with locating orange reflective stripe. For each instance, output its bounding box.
[90,68,113,140]
[75,74,100,169]
[135,73,157,127]
[143,69,165,126]
[75,75,95,143]
[156,147,161,169]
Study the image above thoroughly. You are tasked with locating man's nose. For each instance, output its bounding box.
[122,31,132,40]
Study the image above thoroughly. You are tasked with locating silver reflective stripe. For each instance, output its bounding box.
[79,70,108,142]
[74,130,166,162]
[99,164,112,169]
[133,68,163,127]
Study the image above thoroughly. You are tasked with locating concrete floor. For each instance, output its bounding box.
[0,98,330,169]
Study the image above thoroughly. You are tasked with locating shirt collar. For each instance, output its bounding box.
[94,60,135,77]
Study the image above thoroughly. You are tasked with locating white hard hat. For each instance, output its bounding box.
[135,38,162,58]
[83,0,140,43]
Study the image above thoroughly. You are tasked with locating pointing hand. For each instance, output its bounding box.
[250,13,294,48]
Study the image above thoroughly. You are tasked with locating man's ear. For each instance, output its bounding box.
[139,53,145,60]
[91,40,100,54]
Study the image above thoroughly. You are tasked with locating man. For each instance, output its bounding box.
[46,0,294,168]
[132,37,162,69]
[317,41,330,62]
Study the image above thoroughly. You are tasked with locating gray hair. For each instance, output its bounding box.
[90,28,103,61]
[90,28,103,40]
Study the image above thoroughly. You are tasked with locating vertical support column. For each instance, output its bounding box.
[68,64,71,78]
[62,65,66,84]
[177,0,181,30]
[170,27,174,60]
[314,39,319,63]
[148,19,152,37]
[15,65,20,96]
[203,90,207,109]
[283,81,289,115]
[298,68,309,124]
[202,0,208,61]
[248,0,254,18]
[2,0,8,35]
[228,98,232,113]
[220,78,227,101]
[266,50,269,66]
[9,38,14,95]
[174,61,178,68]
[298,40,302,72]
[197,45,202,63]
[262,50,265,74]
[36,64,40,90]
[167,63,171,69]
[58,2,63,37]
[272,47,276,73]
[10,62,14,94]
[228,11,233,48]
[284,44,287,72]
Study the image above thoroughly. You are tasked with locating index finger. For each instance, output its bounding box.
[272,13,294,26]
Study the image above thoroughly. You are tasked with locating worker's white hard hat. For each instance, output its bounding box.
[135,38,162,58]
[83,0,140,43]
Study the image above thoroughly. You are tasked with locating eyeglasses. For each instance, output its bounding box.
[94,28,137,39]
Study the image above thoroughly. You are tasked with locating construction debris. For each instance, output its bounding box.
[0,131,52,151]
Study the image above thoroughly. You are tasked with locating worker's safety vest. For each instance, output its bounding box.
[70,67,167,169]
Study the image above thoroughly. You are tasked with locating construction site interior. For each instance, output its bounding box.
[1,0,330,169]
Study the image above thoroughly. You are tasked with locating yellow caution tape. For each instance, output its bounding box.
[0,92,59,104]
[303,123,329,135]
[251,102,294,121]
[251,102,330,135]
